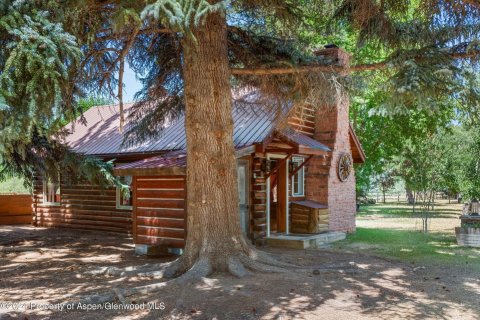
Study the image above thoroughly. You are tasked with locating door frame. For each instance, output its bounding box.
[266,153,290,237]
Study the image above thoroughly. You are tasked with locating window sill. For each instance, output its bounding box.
[43,203,61,207]
[117,205,133,210]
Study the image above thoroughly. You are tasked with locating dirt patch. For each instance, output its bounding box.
[1,226,479,319]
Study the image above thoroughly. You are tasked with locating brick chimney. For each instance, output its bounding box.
[305,46,356,233]
[313,46,351,68]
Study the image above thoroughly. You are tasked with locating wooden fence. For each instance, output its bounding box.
[0,194,32,225]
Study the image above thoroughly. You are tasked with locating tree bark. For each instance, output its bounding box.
[179,9,251,273]
[406,188,414,205]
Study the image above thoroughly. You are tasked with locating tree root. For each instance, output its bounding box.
[248,250,296,268]
[68,258,211,306]
[68,252,290,306]
[227,256,251,278]
[71,249,346,305]
[239,254,288,273]
[86,259,184,279]
[0,246,42,253]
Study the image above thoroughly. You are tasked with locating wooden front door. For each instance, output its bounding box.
[267,155,289,234]
[237,160,250,236]
[276,160,288,233]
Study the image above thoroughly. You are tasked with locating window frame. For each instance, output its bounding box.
[291,156,305,197]
[42,177,61,206]
[116,176,133,210]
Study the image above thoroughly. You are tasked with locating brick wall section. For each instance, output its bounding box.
[326,98,356,232]
[305,47,356,233]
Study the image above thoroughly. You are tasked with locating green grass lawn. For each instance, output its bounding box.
[334,201,479,270]
[335,227,479,269]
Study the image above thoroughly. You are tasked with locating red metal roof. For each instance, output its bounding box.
[279,128,330,152]
[349,123,366,163]
[115,132,330,174]
[115,150,186,171]
[63,95,289,156]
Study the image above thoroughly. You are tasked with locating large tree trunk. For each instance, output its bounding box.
[66,4,295,305]
[179,9,250,273]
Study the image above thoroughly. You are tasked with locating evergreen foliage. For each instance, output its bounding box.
[0,0,479,191]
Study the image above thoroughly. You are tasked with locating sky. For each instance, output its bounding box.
[122,63,143,103]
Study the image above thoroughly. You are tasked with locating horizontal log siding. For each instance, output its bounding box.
[134,176,186,249]
[251,154,267,244]
[287,105,316,137]
[32,176,132,233]
[0,194,32,225]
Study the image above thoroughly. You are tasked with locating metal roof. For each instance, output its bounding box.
[115,150,187,171]
[115,131,330,174]
[63,95,289,156]
[279,128,330,152]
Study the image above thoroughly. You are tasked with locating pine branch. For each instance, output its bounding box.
[231,49,480,76]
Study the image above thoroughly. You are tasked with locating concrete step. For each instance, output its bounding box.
[266,232,346,249]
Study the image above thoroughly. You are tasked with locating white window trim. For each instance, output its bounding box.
[116,187,133,210]
[42,179,61,206]
[291,156,305,197]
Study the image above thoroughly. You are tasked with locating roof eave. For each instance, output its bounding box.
[113,166,186,177]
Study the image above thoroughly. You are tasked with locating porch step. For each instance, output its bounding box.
[266,232,346,249]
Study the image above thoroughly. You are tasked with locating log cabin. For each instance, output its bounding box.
[32,47,365,254]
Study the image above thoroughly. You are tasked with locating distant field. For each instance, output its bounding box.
[0,176,29,194]
[357,200,462,233]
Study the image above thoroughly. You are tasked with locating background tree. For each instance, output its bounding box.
[375,170,396,204]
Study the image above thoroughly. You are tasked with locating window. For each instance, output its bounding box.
[43,176,61,206]
[291,157,305,196]
[116,176,133,210]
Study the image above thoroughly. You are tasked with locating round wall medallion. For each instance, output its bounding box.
[338,153,353,182]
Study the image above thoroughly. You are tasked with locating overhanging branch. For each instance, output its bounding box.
[231,51,480,76]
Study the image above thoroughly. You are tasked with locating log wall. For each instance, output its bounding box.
[32,176,132,233]
[0,194,32,225]
[287,105,316,137]
[133,176,186,248]
[251,154,267,244]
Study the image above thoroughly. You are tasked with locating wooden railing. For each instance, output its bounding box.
[0,194,32,225]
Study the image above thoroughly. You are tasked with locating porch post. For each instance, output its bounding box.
[266,175,270,237]
[286,160,289,234]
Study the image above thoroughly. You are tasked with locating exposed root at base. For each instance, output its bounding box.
[86,259,184,279]
[69,258,211,306]
[69,252,294,305]
[0,246,42,253]
[70,248,363,306]
[248,250,297,268]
